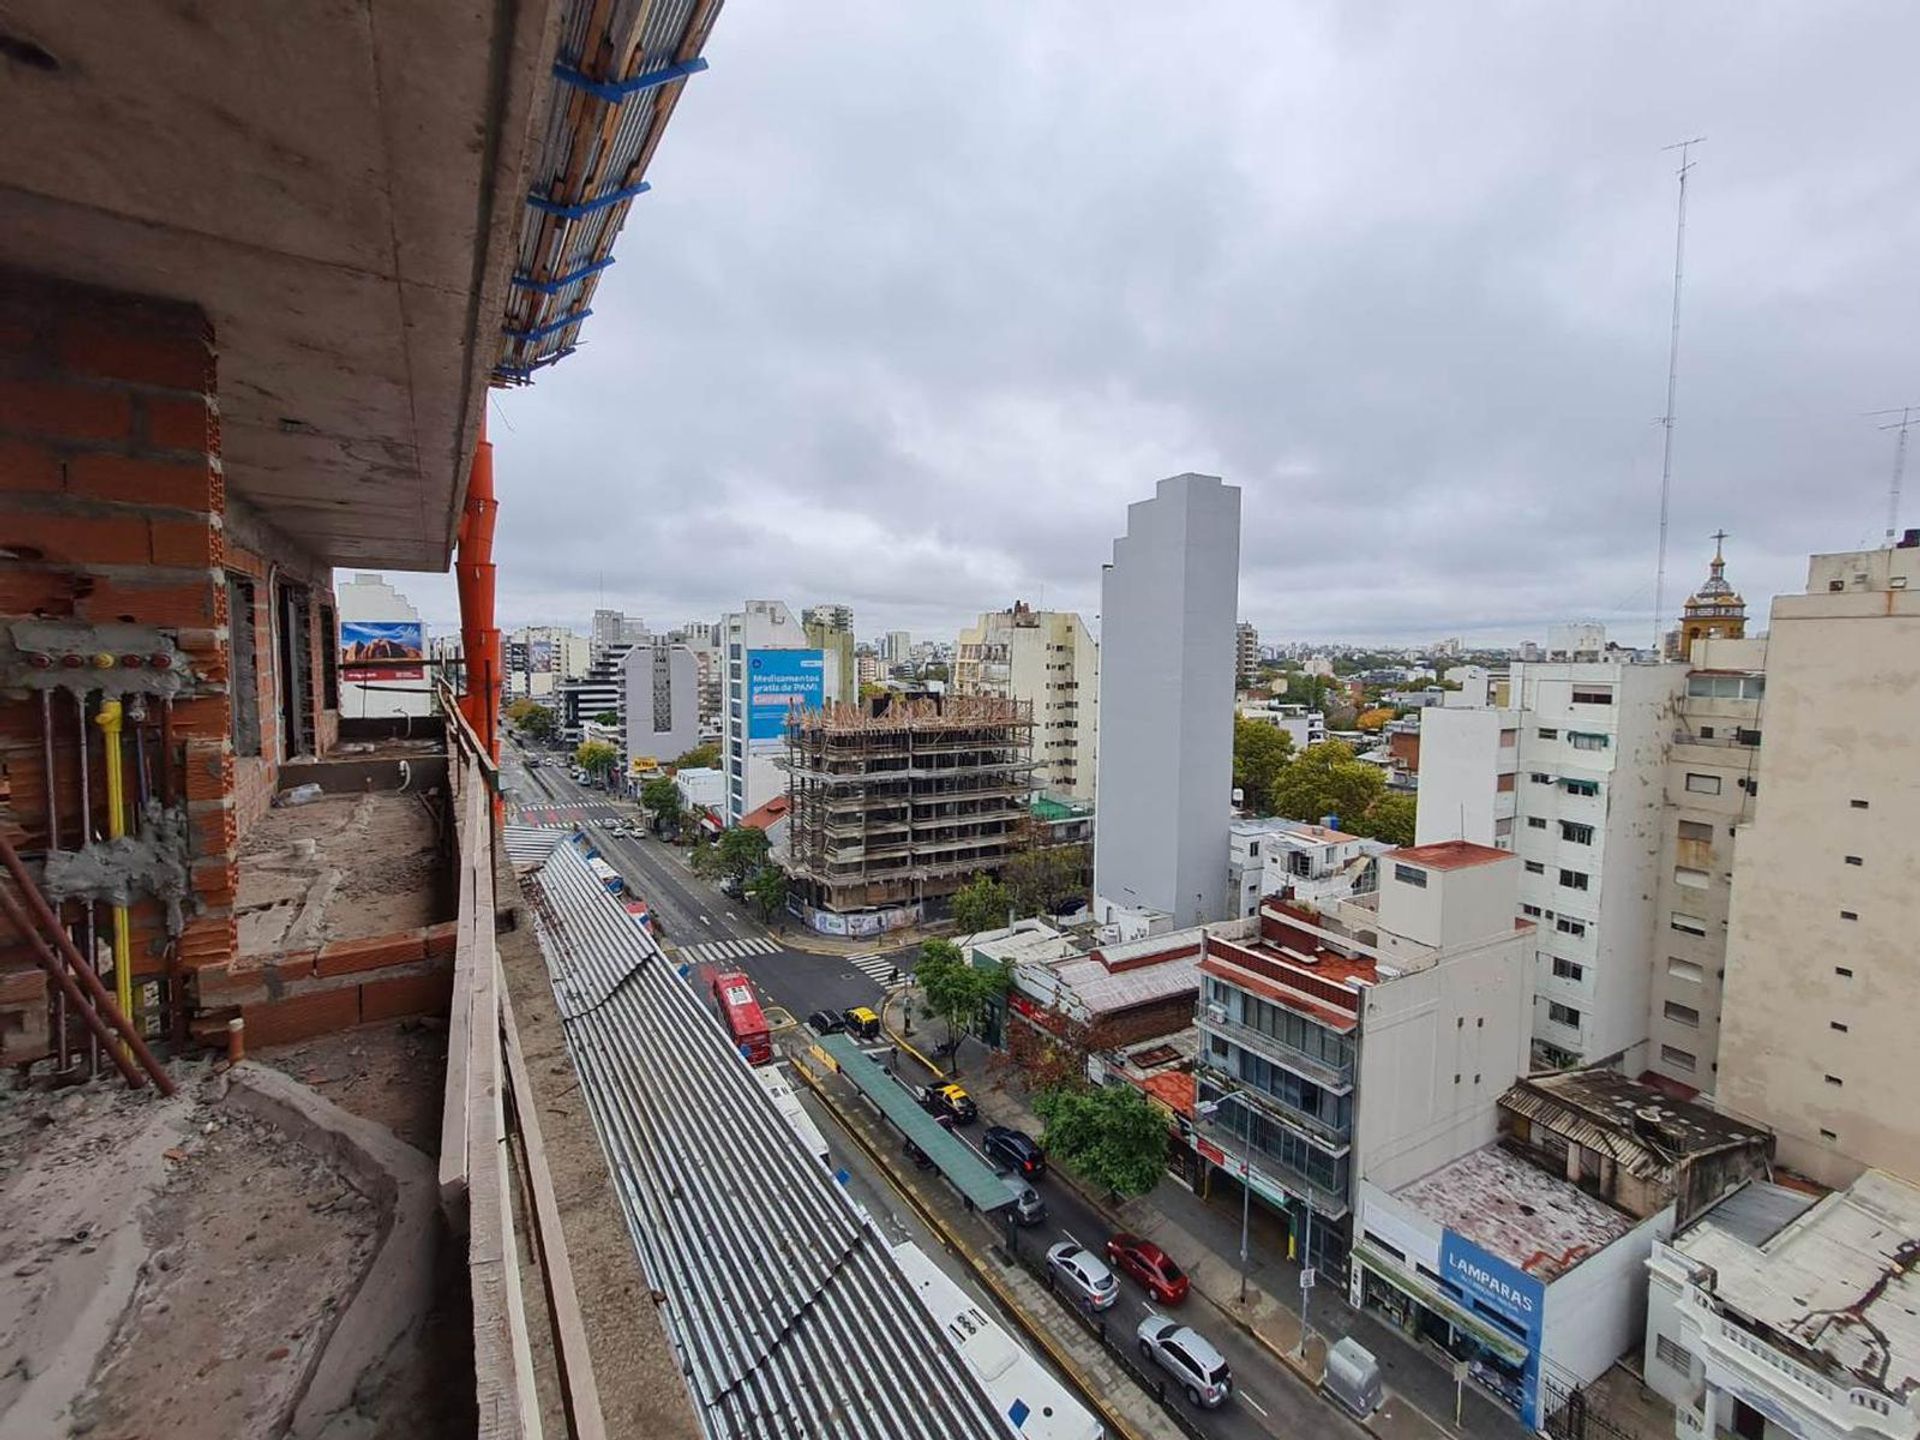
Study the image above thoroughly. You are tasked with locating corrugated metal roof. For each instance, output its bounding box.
[503,823,567,867]
[523,838,1006,1438]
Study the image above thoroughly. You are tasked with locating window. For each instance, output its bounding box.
[1687,674,1764,700]
[1845,855,1863,866]
[1562,778,1599,798]
[1736,728,1761,747]
[1528,816,1548,830]
[1840,910,1858,922]
[1521,904,1543,918]
[1697,725,1715,739]
[1558,869,1589,891]
[1661,1045,1697,1072]
[1664,1001,1700,1028]
[1393,863,1428,889]
[1556,916,1586,938]
[1569,731,1608,751]
[1685,773,1722,795]
[1830,1021,1849,1033]
[1524,860,1545,875]
[1670,912,1707,937]
[1655,1334,1694,1375]
[1820,1128,1839,1141]
[1547,1001,1581,1028]
[1537,727,1559,740]
[1530,771,1554,785]
[1851,799,1870,810]
[1571,686,1613,705]
[1552,957,1585,983]
[1678,820,1713,844]
[1247,841,1260,857]
[1560,821,1594,845]
[1674,866,1710,889]
[1825,1075,1844,1087]
[319,604,340,709]
[227,575,261,757]
[1668,957,1703,983]
[1836,966,1853,979]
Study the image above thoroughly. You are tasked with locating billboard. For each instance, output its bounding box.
[1440,1230,1544,1426]
[341,620,425,681]
[746,649,824,742]
[528,638,554,674]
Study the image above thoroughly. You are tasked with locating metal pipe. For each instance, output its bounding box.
[95,700,136,1052]
[158,695,176,807]
[40,690,69,1075]
[0,873,150,1091]
[0,832,174,1094]
[74,690,99,1078]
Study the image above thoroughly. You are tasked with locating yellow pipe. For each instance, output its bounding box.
[94,698,135,1050]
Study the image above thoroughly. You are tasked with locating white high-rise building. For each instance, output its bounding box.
[1093,473,1241,927]
[720,601,820,825]
[1235,621,1260,690]
[591,607,648,657]
[885,630,912,666]
[622,642,699,774]
[952,601,1098,803]
[503,625,590,701]
[1417,652,1686,1071]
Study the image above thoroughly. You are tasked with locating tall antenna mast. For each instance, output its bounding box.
[1867,405,1918,543]
[1652,137,1705,655]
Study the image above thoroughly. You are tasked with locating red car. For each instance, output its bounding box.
[1106,1233,1190,1305]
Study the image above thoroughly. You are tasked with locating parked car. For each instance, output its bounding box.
[841,1006,881,1040]
[806,1010,846,1036]
[1136,1315,1232,1408]
[994,1170,1047,1226]
[982,1125,1045,1178]
[1106,1233,1190,1305]
[1046,1241,1119,1312]
[914,1082,977,1125]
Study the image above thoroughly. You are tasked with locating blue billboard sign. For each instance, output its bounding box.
[1440,1230,1545,1427]
[747,649,825,741]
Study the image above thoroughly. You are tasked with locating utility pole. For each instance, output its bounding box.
[1652,137,1705,654]
[1867,406,1918,544]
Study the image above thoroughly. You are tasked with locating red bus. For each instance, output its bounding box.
[712,971,772,1066]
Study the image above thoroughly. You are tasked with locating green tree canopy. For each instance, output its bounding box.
[672,742,721,770]
[1233,716,1296,815]
[913,939,1009,1071]
[1033,1083,1169,1199]
[593,710,621,727]
[949,874,1010,937]
[689,834,719,880]
[575,739,619,779]
[1355,791,1416,846]
[745,864,788,923]
[715,825,771,883]
[640,777,685,833]
[1270,740,1386,829]
[1002,843,1090,919]
[510,701,557,740]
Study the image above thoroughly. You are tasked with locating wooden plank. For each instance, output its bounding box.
[502,979,608,1440]
[439,765,483,1210]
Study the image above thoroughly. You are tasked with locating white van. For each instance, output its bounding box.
[1322,1336,1383,1418]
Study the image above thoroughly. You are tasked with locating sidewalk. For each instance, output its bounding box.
[949,1049,1534,1440]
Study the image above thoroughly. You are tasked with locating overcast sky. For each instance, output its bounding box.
[385,2,1920,647]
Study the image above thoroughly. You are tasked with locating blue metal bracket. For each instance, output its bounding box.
[492,347,576,384]
[552,56,708,104]
[502,307,592,343]
[526,180,650,220]
[509,256,615,294]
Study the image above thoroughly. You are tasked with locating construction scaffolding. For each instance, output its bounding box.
[782,695,1036,914]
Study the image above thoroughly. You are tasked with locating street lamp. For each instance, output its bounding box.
[1194,1092,1256,1305]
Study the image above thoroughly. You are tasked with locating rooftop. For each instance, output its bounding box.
[1397,1145,1635,1282]
[1678,1169,1920,1401]
[1503,1069,1772,1179]
[1392,840,1512,872]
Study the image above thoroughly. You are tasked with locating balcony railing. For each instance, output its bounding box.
[1199,1012,1353,1093]
[1193,1114,1350,1219]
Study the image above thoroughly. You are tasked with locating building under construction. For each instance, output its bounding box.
[783,694,1036,914]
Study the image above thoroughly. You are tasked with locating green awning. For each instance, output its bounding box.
[814,1034,1018,1214]
[1354,1244,1531,1366]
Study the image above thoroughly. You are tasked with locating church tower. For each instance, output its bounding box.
[1674,530,1747,658]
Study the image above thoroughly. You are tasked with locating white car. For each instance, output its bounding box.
[1136,1315,1232,1408]
[1045,1241,1119,1311]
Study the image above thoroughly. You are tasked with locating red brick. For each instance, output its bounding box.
[0,566,76,614]
[0,965,47,1007]
[241,988,360,1048]
[55,320,210,392]
[0,378,132,442]
[139,394,213,453]
[76,575,217,627]
[0,436,61,491]
[359,970,453,1023]
[422,921,460,959]
[315,931,427,979]
[272,950,319,983]
[148,518,216,567]
[64,453,214,510]
[0,509,152,566]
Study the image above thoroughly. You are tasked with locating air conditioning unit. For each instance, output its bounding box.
[1206,1003,1228,1025]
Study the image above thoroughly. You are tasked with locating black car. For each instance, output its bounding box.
[982,1124,1045,1178]
[806,1009,847,1035]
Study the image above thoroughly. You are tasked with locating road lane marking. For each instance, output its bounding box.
[1241,1392,1269,1417]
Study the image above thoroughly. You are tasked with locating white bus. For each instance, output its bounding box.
[889,1241,1103,1440]
[750,1063,831,1165]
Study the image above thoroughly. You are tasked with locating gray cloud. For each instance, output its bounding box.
[384,0,1920,648]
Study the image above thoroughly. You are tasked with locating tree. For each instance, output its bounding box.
[1270,740,1386,829]
[641,777,685,835]
[673,742,720,771]
[593,710,621,727]
[510,701,556,741]
[858,681,888,702]
[1003,844,1089,919]
[575,739,619,781]
[715,825,771,884]
[1233,717,1296,815]
[950,874,1010,937]
[913,939,1009,1071]
[1033,1083,1169,1199]
[745,864,788,923]
[1355,707,1396,732]
[1356,792,1417,846]
[689,834,720,880]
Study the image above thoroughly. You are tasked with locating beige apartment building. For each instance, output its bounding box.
[1717,537,1920,1186]
[952,601,1098,803]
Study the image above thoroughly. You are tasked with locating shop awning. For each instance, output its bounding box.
[1353,1243,1531,1367]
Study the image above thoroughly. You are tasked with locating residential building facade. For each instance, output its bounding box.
[1717,538,1920,1186]
[952,601,1098,803]
[621,641,698,774]
[503,624,590,702]
[1226,817,1381,919]
[1094,473,1241,927]
[802,605,856,706]
[591,607,648,655]
[719,600,816,826]
[1236,620,1260,690]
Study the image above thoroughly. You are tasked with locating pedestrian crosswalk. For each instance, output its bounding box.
[677,936,782,966]
[847,951,899,985]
